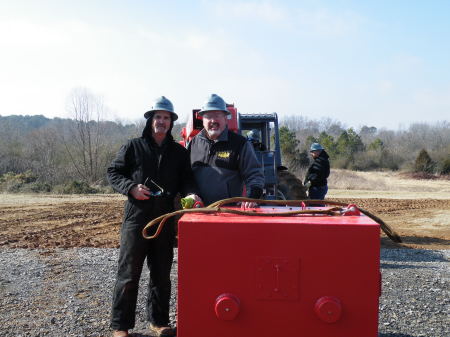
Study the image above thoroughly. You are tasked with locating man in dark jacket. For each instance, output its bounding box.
[304,142,330,200]
[108,96,201,337]
[189,94,264,207]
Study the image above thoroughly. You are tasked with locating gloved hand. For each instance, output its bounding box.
[181,194,204,209]
[181,197,195,209]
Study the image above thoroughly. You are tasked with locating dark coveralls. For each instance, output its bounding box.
[107,122,197,330]
[304,150,330,200]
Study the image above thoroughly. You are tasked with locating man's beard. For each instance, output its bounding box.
[206,128,222,139]
[154,125,168,135]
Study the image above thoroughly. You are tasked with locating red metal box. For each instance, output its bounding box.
[177,206,380,337]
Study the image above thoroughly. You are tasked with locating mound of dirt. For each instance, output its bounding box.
[333,198,450,249]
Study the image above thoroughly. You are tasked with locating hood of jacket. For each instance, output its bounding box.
[142,117,174,142]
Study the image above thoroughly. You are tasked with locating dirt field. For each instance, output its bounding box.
[0,190,449,250]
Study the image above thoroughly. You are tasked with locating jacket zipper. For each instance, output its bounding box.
[207,139,215,164]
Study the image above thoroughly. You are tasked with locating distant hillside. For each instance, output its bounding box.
[0,114,53,135]
[0,114,448,193]
[0,114,139,137]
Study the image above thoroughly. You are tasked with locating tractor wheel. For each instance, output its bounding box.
[277,170,308,200]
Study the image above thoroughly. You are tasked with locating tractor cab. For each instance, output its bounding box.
[238,113,283,199]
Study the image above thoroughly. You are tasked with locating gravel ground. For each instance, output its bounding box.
[0,248,448,337]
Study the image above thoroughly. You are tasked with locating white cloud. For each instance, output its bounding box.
[212,0,287,23]
[294,8,365,37]
[184,34,210,50]
[0,19,122,117]
[208,2,364,37]
[136,29,166,44]
[138,28,220,54]
[0,20,67,47]
[378,80,395,94]
[0,16,269,121]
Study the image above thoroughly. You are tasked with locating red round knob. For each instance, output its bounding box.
[214,293,240,321]
[314,296,342,323]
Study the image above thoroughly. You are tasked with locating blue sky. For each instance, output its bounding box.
[0,0,449,129]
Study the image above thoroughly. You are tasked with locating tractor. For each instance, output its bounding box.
[180,103,307,200]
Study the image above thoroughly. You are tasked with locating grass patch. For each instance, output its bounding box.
[328,169,387,190]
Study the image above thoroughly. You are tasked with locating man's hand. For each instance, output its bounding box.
[129,184,151,200]
[305,181,312,189]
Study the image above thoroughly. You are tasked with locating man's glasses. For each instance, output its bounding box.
[144,178,164,196]
[202,112,226,120]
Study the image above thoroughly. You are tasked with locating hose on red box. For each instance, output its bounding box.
[142,197,401,243]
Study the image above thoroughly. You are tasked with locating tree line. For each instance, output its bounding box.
[278,116,450,177]
[0,92,449,193]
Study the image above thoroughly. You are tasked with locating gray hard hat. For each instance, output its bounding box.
[310,142,324,151]
[198,94,230,116]
[144,96,178,121]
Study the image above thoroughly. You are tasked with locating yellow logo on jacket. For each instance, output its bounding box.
[217,151,231,159]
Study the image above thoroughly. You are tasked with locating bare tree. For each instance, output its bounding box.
[62,88,114,184]
[26,127,66,183]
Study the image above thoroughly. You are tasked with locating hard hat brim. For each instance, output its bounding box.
[144,110,178,121]
[198,108,231,116]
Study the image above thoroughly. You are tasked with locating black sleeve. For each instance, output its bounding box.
[107,140,137,196]
[177,146,200,197]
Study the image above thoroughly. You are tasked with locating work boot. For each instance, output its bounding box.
[112,330,129,337]
[149,323,176,337]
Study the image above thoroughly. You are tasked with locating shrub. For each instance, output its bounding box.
[28,182,52,193]
[438,157,450,175]
[348,151,379,171]
[379,150,400,171]
[368,138,384,151]
[0,170,39,192]
[414,149,434,173]
[92,184,115,194]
